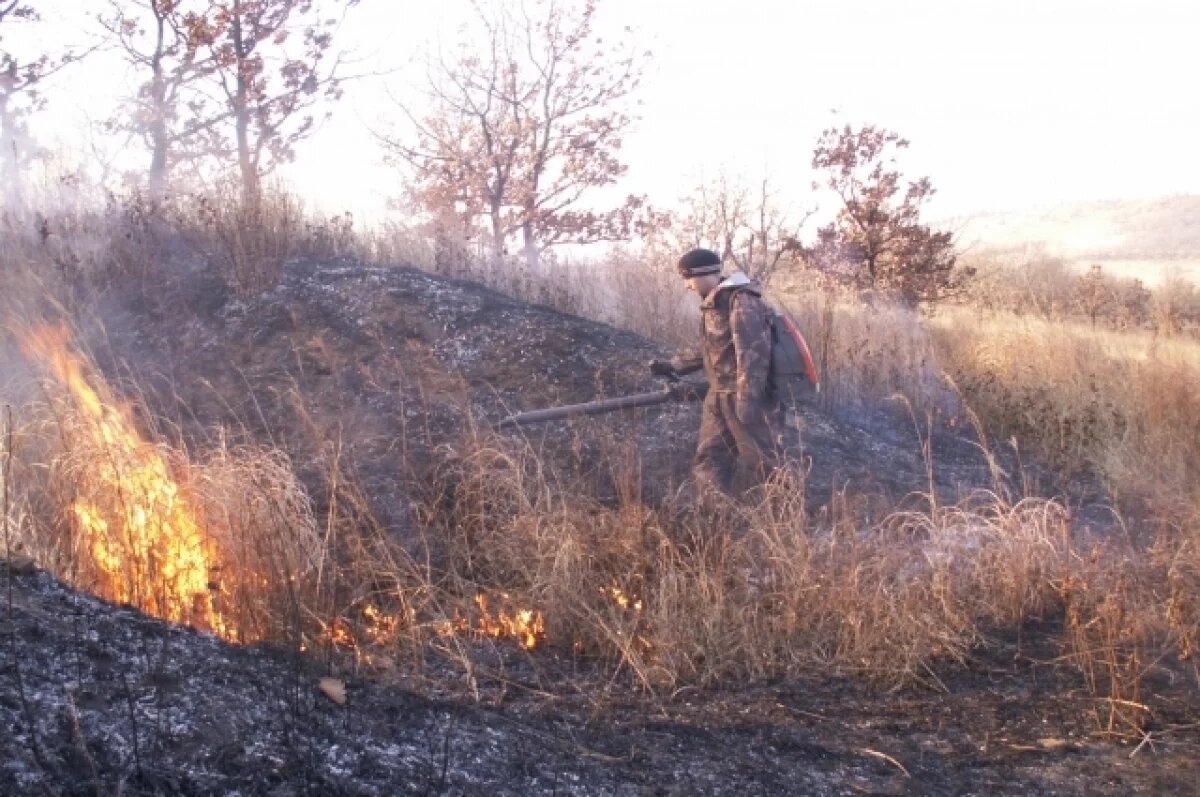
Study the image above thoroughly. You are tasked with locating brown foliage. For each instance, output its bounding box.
[810,124,965,305]
[99,1,356,202]
[382,0,649,271]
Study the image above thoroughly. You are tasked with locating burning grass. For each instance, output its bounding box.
[2,314,1197,738]
[9,324,324,643]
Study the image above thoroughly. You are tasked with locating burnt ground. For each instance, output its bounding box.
[3,256,1197,794]
[3,564,1199,796]
[84,256,1105,528]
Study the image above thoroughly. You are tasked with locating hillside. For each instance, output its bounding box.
[57,257,1021,529]
[3,255,1197,794]
[941,195,1200,282]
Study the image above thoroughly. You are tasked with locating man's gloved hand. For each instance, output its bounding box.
[649,359,677,378]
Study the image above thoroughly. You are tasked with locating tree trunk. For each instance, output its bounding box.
[235,103,257,206]
[521,220,539,273]
[146,9,169,202]
[0,93,23,206]
[147,78,169,202]
[488,202,504,266]
[230,3,258,207]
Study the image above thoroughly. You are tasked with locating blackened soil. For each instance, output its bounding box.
[3,566,1198,796]
[85,257,1111,539]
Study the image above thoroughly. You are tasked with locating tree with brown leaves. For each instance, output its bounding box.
[383,0,648,271]
[811,124,963,304]
[183,0,356,204]
[100,0,215,200]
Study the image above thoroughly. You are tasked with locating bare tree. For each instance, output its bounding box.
[811,124,964,304]
[674,174,812,285]
[0,2,83,199]
[1074,264,1114,328]
[382,0,648,271]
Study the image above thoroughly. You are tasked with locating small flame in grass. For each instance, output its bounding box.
[327,617,356,648]
[602,583,653,656]
[603,584,643,612]
[438,593,545,650]
[361,602,401,643]
[315,597,544,659]
[307,602,415,669]
[20,325,234,640]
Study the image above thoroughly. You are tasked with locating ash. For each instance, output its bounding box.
[4,565,1198,796]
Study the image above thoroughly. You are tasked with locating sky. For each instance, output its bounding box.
[22,0,1200,225]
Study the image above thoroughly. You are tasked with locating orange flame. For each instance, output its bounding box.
[21,325,233,640]
[604,584,643,612]
[438,592,545,650]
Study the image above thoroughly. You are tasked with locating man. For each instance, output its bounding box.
[654,248,787,495]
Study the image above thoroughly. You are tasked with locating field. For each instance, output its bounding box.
[2,188,1199,794]
[944,195,1200,286]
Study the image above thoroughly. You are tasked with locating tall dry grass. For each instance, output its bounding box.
[6,349,1196,726]
[177,179,301,298]
[3,182,1198,734]
[929,308,1200,510]
[405,426,1198,720]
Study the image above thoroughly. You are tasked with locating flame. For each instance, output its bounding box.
[603,584,643,612]
[21,325,233,640]
[438,592,545,650]
[603,583,653,656]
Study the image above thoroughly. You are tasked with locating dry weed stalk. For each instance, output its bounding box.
[183,180,300,297]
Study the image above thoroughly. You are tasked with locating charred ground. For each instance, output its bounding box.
[4,562,1198,795]
[2,256,1197,795]
[83,257,1075,522]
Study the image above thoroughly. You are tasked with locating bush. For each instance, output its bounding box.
[179,180,300,298]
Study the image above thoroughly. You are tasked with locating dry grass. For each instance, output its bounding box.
[404,427,1200,717]
[2,184,1198,737]
[396,237,1200,719]
[5,351,1195,722]
[173,180,301,298]
[929,308,1200,507]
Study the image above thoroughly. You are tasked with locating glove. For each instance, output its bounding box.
[649,359,677,378]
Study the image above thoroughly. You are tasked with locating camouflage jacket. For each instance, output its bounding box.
[672,273,774,398]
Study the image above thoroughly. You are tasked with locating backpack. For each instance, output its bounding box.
[768,309,820,405]
[724,278,821,405]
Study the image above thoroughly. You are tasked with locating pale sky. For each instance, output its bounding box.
[24,0,1200,224]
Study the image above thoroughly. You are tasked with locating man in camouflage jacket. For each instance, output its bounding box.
[659,248,786,494]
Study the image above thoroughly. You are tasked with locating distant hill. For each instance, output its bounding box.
[939,195,1200,283]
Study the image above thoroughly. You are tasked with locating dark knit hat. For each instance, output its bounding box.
[676,248,723,278]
